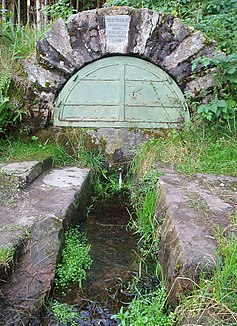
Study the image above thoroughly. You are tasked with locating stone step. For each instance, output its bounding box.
[0,157,53,189]
[0,158,53,283]
[0,166,91,325]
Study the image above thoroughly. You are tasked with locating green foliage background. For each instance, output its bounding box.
[106,0,237,54]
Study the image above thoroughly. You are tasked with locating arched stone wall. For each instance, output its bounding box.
[25,6,216,129]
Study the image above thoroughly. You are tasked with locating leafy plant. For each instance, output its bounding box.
[192,53,237,130]
[51,301,79,326]
[55,228,92,289]
[112,287,174,326]
[196,96,237,131]
[44,0,75,21]
[192,53,237,86]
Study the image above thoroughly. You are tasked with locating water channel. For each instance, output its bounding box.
[43,193,140,325]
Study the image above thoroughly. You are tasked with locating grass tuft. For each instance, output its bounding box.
[0,244,14,272]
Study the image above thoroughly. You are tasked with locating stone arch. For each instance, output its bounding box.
[25,6,217,129]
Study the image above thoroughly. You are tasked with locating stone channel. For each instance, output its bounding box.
[0,159,236,324]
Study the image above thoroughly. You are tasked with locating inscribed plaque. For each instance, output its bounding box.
[105,15,130,52]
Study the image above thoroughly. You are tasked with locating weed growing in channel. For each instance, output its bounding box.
[128,140,162,265]
[55,228,92,289]
[50,301,79,326]
[112,287,174,326]
[0,244,14,272]
[93,169,129,199]
[77,136,107,175]
[129,168,160,246]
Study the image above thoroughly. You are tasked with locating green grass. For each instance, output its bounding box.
[77,145,106,174]
[129,169,160,244]
[0,138,76,166]
[122,129,237,326]
[127,162,161,274]
[135,128,237,176]
[113,287,174,326]
[55,228,92,289]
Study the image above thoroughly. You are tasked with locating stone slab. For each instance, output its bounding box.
[156,167,236,303]
[0,157,52,188]
[0,165,91,324]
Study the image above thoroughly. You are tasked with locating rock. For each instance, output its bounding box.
[45,18,73,60]
[156,167,236,303]
[171,18,190,42]
[185,74,215,98]
[0,157,52,188]
[133,9,161,55]
[25,58,64,91]
[86,128,149,162]
[162,31,207,71]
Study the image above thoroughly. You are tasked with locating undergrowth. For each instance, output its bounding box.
[113,138,174,326]
[138,128,237,176]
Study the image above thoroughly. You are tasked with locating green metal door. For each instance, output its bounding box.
[54,56,189,128]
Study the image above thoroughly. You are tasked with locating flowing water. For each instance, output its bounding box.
[43,194,139,325]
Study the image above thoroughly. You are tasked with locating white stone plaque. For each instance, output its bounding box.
[105,15,130,52]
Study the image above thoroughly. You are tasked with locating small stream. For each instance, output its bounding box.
[43,193,139,325]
